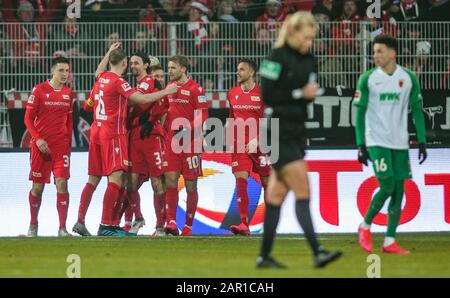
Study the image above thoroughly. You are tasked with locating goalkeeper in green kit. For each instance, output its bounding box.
[353,35,427,255]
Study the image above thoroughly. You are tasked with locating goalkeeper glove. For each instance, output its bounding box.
[418,143,427,165]
[357,145,370,166]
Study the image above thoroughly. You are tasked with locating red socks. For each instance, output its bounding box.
[127,190,143,220]
[165,187,179,223]
[112,188,127,226]
[29,191,42,225]
[154,193,166,228]
[101,182,120,226]
[77,183,95,224]
[57,192,69,229]
[236,177,249,226]
[185,191,198,227]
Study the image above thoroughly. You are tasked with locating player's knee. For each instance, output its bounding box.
[185,181,197,192]
[55,179,68,193]
[164,173,178,188]
[379,177,395,196]
[88,176,100,188]
[31,183,44,197]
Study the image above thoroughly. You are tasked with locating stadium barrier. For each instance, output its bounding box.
[0,21,449,94]
[0,149,449,236]
[4,88,450,148]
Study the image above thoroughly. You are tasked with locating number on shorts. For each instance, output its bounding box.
[374,158,387,172]
[95,90,107,120]
[186,156,199,170]
[63,155,70,168]
[154,152,162,167]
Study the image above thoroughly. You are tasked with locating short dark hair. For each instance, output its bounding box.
[52,57,70,67]
[238,58,257,76]
[131,51,150,73]
[131,51,150,65]
[168,55,189,70]
[109,49,127,66]
[373,34,398,53]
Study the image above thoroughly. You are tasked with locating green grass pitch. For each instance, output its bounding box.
[0,233,449,278]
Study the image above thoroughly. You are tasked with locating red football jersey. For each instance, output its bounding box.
[227,83,264,146]
[87,85,101,144]
[129,75,168,139]
[164,78,207,138]
[92,71,137,139]
[26,81,73,146]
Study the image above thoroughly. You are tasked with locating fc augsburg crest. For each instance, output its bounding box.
[399,79,404,88]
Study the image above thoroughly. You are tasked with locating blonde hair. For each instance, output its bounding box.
[275,11,317,49]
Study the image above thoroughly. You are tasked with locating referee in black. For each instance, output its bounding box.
[257,11,342,269]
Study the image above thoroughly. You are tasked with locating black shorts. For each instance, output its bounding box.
[269,139,306,171]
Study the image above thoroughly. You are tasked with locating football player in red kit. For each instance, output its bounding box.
[89,46,177,236]
[227,59,271,236]
[25,57,74,237]
[125,52,169,235]
[72,43,121,236]
[163,55,208,236]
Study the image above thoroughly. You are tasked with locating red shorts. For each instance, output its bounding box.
[163,140,203,179]
[88,135,129,177]
[29,141,71,184]
[231,151,271,177]
[129,135,165,177]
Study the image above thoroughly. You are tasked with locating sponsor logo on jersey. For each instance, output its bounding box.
[62,94,70,100]
[99,78,110,84]
[44,101,70,107]
[260,59,282,80]
[181,89,190,96]
[169,98,190,104]
[122,82,132,92]
[399,79,404,88]
[139,82,150,90]
[234,105,261,110]
[251,96,261,102]
[28,95,35,104]
[379,92,400,101]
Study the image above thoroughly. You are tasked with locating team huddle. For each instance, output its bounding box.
[23,22,427,265]
[24,42,269,238]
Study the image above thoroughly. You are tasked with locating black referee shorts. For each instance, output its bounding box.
[269,139,306,171]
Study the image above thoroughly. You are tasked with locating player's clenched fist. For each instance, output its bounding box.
[36,138,50,155]
[165,84,178,95]
[108,42,121,53]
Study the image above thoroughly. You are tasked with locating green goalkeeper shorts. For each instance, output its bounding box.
[367,146,412,179]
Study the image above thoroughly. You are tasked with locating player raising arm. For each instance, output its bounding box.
[84,46,176,236]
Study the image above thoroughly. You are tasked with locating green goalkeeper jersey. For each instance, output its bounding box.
[353,65,426,149]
